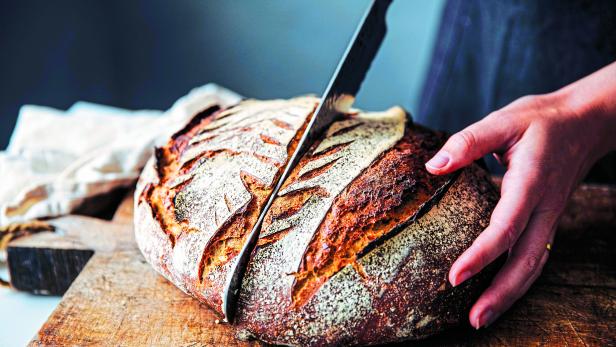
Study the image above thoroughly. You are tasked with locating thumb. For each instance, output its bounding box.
[425,114,514,175]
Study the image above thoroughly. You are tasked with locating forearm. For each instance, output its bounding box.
[558,61,616,154]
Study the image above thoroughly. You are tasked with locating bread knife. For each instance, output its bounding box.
[222,0,393,322]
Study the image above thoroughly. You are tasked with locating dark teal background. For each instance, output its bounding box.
[0,0,444,149]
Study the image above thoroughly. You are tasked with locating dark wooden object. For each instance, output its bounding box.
[7,181,615,346]
[7,215,133,295]
[8,239,93,295]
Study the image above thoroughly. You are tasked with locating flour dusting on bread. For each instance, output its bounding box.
[134,97,317,315]
[134,96,500,347]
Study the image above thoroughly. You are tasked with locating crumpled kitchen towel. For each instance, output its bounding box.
[0,83,242,228]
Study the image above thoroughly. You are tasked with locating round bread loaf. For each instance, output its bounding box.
[134,97,499,346]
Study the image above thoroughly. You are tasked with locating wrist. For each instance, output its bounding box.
[556,73,616,156]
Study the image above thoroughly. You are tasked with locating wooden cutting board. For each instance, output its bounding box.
[7,181,615,346]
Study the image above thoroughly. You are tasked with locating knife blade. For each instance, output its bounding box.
[222,0,392,322]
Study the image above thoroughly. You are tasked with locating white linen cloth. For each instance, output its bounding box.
[0,84,241,227]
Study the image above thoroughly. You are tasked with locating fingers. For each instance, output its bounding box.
[468,207,559,329]
[448,163,544,286]
[425,112,518,175]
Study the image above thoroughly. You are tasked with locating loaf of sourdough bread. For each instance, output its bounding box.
[134,97,499,346]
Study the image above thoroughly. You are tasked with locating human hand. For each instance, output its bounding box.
[425,62,616,329]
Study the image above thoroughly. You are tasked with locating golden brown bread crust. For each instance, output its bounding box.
[234,111,499,346]
[134,97,318,315]
[287,123,454,307]
[134,100,499,346]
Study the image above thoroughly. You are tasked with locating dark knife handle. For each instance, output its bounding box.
[331,0,393,97]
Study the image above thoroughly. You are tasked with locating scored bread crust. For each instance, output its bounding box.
[234,109,499,346]
[134,97,318,315]
[134,99,499,346]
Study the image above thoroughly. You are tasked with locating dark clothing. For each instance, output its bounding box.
[419,0,616,182]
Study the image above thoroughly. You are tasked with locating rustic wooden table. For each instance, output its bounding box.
[7,180,616,346]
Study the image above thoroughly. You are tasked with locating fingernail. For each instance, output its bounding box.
[476,309,495,329]
[426,152,450,170]
[454,271,472,287]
